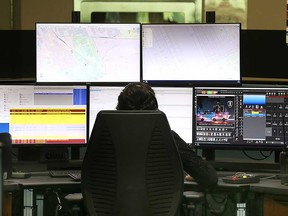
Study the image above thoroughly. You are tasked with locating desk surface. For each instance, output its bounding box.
[249,179,288,195]
[4,175,79,191]
[185,176,288,196]
[4,173,288,196]
[12,176,78,187]
[3,180,20,192]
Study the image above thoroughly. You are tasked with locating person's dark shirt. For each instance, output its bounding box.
[116,82,218,188]
[172,130,218,188]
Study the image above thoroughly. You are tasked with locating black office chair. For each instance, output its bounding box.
[81,110,184,216]
[0,133,13,216]
[0,133,12,180]
[0,138,3,215]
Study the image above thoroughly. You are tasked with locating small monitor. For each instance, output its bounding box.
[142,23,241,85]
[89,85,193,144]
[36,23,141,83]
[194,86,288,150]
[0,84,87,146]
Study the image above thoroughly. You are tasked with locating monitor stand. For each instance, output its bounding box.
[14,147,82,172]
[202,149,215,161]
[17,147,69,162]
[71,146,80,160]
[279,150,288,185]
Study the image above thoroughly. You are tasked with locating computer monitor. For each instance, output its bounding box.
[0,84,87,146]
[89,85,193,143]
[36,23,141,83]
[193,86,288,150]
[142,23,241,85]
[0,30,35,81]
[89,86,122,135]
[154,87,193,144]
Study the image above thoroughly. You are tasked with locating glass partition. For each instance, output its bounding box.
[74,0,203,23]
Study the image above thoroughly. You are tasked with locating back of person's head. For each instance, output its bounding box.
[116,82,158,110]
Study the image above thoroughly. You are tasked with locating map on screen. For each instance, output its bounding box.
[142,23,241,84]
[36,23,141,83]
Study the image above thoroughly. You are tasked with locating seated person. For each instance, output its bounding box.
[116,82,218,188]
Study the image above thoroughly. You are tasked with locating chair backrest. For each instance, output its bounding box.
[0,139,3,213]
[81,110,183,216]
[0,133,12,179]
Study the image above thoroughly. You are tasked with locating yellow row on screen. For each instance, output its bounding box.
[13,136,84,139]
[10,108,86,124]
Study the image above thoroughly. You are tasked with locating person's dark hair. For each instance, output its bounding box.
[116,82,158,110]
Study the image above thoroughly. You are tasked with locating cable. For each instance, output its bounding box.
[206,194,228,216]
[209,193,227,204]
[242,150,273,161]
[259,150,273,158]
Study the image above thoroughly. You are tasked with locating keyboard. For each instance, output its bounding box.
[222,173,260,184]
[68,172,82,181]
[49,170,81,178]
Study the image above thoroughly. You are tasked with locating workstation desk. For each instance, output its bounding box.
[4,175,81,216]
[184,174,288,216]
[3,173,288,216]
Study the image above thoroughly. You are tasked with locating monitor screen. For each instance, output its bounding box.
[89,85,193,143]
[142,23,241,85]
[193,86,288,149]
[36,23,141,83]
[0,84,87,145]
[154,87,193,144]
[89,86,122,135]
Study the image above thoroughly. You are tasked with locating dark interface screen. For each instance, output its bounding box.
[194,87,288,149]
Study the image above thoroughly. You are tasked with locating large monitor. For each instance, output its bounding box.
[89,85,193,143]
[193,86,288,150]
[36,23,141,83]
[142,23,241,85]
[0,84,87,146]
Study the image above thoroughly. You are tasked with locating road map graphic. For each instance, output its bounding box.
[36,24,140,82]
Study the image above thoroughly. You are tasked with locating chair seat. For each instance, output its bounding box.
[183,191,204,203]
[64,193,83,202]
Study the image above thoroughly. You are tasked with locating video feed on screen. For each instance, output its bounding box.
[196,96,235,126]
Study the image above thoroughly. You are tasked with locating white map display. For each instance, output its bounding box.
[142,23,241,83]
[36,23,141,83]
